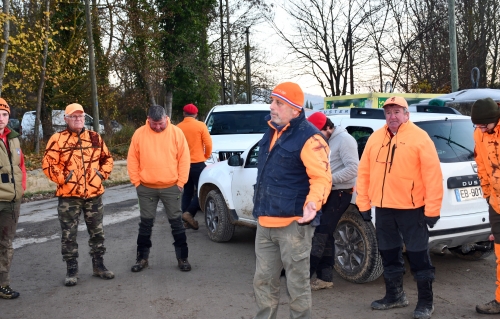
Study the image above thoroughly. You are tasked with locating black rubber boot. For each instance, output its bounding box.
[92,255,115,279]
[371,275,409,310]
[413,279,434,319]
[65,259,78,287]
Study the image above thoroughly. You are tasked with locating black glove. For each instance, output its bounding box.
[359,210,372,222]
[424,216,440,228]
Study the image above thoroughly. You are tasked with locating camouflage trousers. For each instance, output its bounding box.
[57,195,106,261]
[0,200,21,286]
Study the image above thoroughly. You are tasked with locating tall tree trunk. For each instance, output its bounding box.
[34,0,50,154]
[0,0,10,96]
[165,88,172,118]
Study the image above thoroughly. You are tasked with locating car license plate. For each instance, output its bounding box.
[454,186,483,202]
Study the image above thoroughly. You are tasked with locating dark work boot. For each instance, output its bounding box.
[65,259,78,287]
[371,275,409,310]
[177,258,191,271]
[476,300,500,314]
[0,285,20,299]
[131,250,149,272]
[92,255,115,279]
[413,279,434,319]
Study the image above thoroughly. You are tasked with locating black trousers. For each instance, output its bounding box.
[182,162,206,217]
[375,206,435,281]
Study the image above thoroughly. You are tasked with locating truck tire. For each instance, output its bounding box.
[204,189,235,242]
[448,245,494,261]
[333,207,383,283]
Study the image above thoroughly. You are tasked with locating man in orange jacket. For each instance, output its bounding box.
[127,105,191,272]
[177,103,212,230]
[471,98,500,314]
[43,103,114,287]
[356,97,443,319]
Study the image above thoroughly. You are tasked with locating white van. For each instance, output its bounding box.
[21,110,104,138]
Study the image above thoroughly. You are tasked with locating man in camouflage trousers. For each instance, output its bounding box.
[42,103,114,286]
[0,97,27,299]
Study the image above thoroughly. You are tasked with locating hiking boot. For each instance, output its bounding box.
[310,278,334,291]
[371,275,409,310]
[92,255,115,279]
[476,300,500,314]
[65,259,78,287]
[131,259,148,272]
[0,285,20,299]
[413,279,434,319]
[177,258,191,271]
[183,221,192,229]
[182,212,199,230]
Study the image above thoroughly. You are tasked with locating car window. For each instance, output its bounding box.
[245,144,260,168]
[206,111,269,135]
[84,114,93,126]
[415,119,474,163]
[346,126,374,159]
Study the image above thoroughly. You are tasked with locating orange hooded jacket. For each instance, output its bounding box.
[474,123,500,214]
[356,121,443,217]
[127,118,190,189]
[42,129,113,198]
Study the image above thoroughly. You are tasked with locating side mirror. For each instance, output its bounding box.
[228,154,244,167]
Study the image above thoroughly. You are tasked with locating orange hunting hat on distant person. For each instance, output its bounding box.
[0,98,10,114]
[65,103,84,115]
[271,82,304,111]
[0,97,10,115]
[383,96,408,109]
[183,103,198,115]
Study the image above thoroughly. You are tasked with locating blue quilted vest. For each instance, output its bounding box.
[253,111,320,218]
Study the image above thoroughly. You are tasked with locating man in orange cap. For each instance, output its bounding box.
[356,96,443,319]
[177,103,212,230]
[252,82,332,318]
[0,98,26,299]
[307,112,358,291]
[43,103,115,287]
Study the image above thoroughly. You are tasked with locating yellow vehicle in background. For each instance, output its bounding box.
[324,92,441,110]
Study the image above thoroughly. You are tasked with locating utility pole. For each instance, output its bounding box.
[245,27,251,104]
[219,0,226,104]
[85,0,99,131]
[448,0,459,92]
[226,0,234,104]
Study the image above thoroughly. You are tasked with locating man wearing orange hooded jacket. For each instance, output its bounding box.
[471,97,500,314]
[356,96,443,319]
[127,105,191,273]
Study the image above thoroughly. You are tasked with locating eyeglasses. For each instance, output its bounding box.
[66,114,85,120]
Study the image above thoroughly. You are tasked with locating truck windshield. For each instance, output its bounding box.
[416,119,475,163]
[206,110,269,135]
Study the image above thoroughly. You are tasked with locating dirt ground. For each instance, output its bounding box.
[3,188,498,319]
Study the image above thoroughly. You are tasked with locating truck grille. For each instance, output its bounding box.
[218,151,243,161]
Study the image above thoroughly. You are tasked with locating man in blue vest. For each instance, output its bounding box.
[252,82,332,318]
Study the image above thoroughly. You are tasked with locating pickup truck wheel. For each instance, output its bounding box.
[333,208,383,283]
[448,244,494,261]
[204,189,235,242]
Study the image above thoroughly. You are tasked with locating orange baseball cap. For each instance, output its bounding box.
[383,96,408,109]
[0,98,10,114]
[270,82,304,111]
[65,103,84,115]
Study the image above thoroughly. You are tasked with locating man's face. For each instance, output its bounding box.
[384,105,409,133]
[270,98,298,126]
[475,122,497,134]
[148,116,167,132]
[321,126,334,139]
[0,110,9,130]
[64,110,85,132]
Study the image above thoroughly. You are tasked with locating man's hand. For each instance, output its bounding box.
[424,216,440,228]
[359,210,372,221]
[298,202,317,224]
